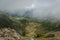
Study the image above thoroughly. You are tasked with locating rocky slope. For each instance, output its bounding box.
[0,28,60,40]
[0,28,36,40]
[0,28,22,40]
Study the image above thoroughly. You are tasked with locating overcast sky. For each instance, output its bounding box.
[0,0,59,11]
[0,0,60,21]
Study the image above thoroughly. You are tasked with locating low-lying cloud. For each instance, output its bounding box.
[0,0,60,22]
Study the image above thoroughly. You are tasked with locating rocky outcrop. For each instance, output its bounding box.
[0,28,60,40]
[0,28,22,40]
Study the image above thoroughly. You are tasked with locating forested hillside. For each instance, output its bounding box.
[0,12,60,40]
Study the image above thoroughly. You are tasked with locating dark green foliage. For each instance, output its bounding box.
[40,20,59,31]
[1,12,60,38]
[36,33,45,38]
[19,18,31,36]
[0,13,13,28]
[0,13,24,36]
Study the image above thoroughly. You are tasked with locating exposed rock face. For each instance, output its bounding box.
[0,28,35,40]
[0,28,22,40]
[1,28,60,40]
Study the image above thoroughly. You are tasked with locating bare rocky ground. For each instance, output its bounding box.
[0,28,60,40]
[0,28,35,40]
[0,28,22,40]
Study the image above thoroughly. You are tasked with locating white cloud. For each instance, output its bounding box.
[0,0,60,21]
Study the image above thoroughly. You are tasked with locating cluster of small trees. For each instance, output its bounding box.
[0,13,13,28]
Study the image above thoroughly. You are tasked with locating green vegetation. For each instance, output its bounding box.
[0,12,60,38]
